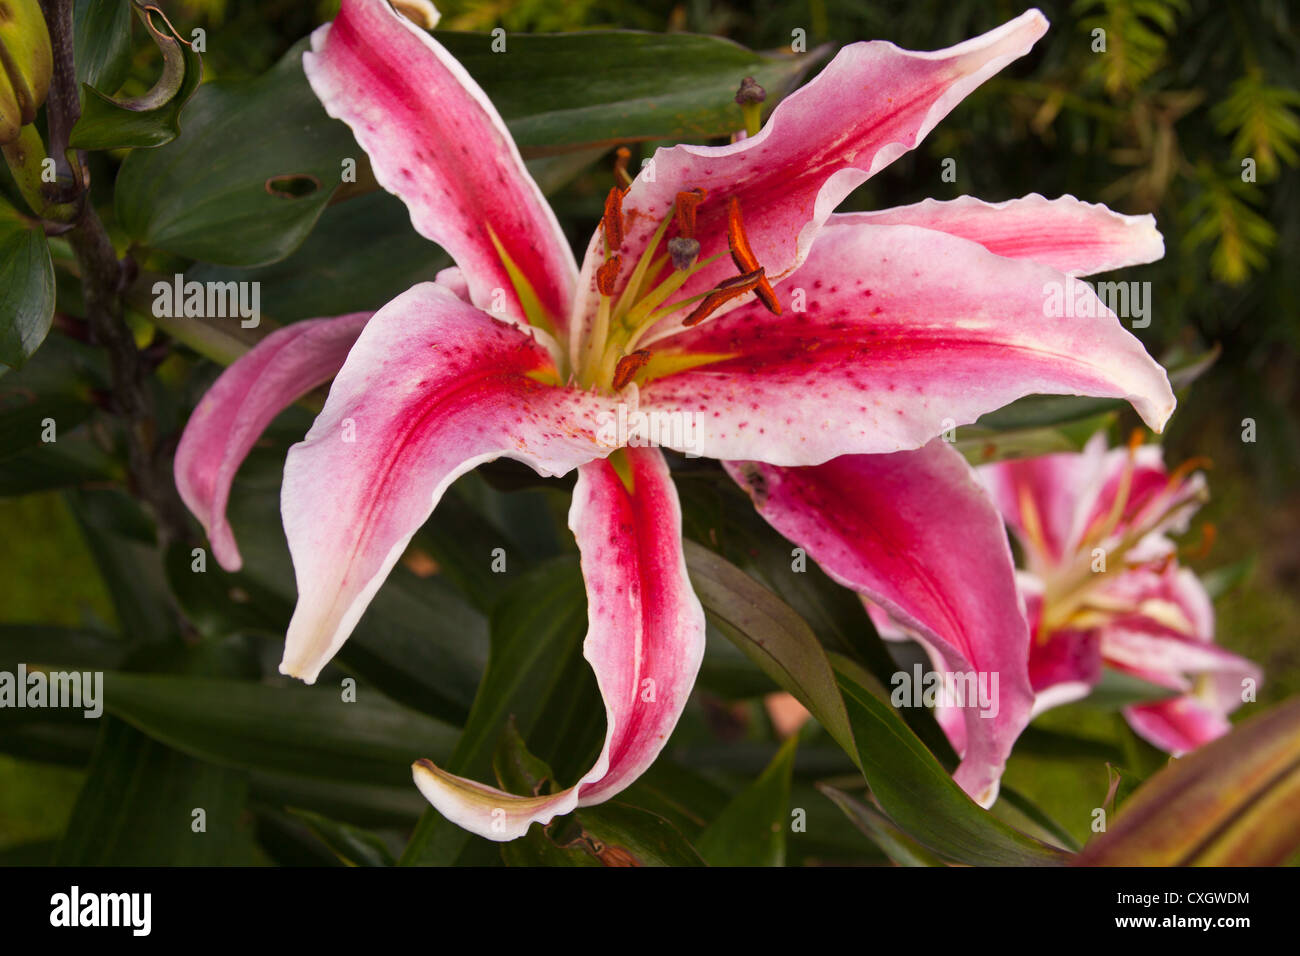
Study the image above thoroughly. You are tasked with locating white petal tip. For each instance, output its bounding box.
[277,657,320,685]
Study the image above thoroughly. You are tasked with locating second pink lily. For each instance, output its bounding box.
[174,0,1176,839]
[979,433,1262,754]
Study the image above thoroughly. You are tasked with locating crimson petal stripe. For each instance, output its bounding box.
[174,312,371,572]
[726,441,1034,806]
[413,446,706,840]
[303,0,576,331]
[279,283,614,683]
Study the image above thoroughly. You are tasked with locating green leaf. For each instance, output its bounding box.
[1200,556,1256,600]
[492,716,554,797]
[116,30,819,266]
[960,347,1218,460]
[70,3,203,150]
[836,669,1069,866]
[70,49,202,150]
[617,760,731,841]
[400,557,591,865]
[0,213,55,369]
[493,720,604,867]
[66,488,180,645]
[1102,762,1144,815]
[285,807,396,866]
[413,484,533,613]
[570,803,707,866]
[53,717,263,865]
[1077,697,1300,866]
[0,333,109,471]
[995,785,1082,852]
[1013,724,1126,763]
[220,479,489,723]
[115,40,354,266]
[682,539,854,758]
[1072,669,1181,711]
[490,727,705,867]
[249,771,424,829]
[955,412,1117,465]
[0,624,127,670]
[679,473,954,757]
[102,672,458,787]
[698,621,778,699]
[187,190,447,324]
[696,734,798,866]
[819,784,947,866]
[436,30,822,155]
[73,0,134,93]
[162,540,289,639]
[500,827,603,867]
[0,440,118,495]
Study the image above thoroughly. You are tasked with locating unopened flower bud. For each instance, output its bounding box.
[0,0,53,145]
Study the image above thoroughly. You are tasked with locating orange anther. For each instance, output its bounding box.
[603,187,625,249]
[726,197,781,314]
[597,255,622,296]
[683,268,766,327]
[674,188,707,240]
[612,349,652,390]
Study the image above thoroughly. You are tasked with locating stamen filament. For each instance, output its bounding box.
[613,147,633,189]
[485,225,558,339]
[621,251,728,333]
[613,211,677,318]
[581,293,613,388]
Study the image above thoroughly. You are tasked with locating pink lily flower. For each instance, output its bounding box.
[975,433,1261,755]
[174,0,1177,839]
[868,434,1261,774]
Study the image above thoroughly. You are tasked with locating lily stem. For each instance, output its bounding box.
[42,0,190,548]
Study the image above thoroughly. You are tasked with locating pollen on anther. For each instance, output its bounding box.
[683,268,766,327]
[597,255,623,296]
[674,188,707,240]
[613,349,653,390]
[603,187,625,249]
[726,197,782,315]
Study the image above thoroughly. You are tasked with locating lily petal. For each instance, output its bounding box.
[977,432,1110,570]
[573,9,1049,343]
[1105,611,1261,756]
[413,446,706,840]
[639,222,1174,466]
[839,194,1164,276]
[279,282,614,683]
[174,312,371,572]
[1123,697,1238,756]
[725,440,1034,806]
[304,0,576,329]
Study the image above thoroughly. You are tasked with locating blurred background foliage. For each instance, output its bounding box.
[1,0,1297,863]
